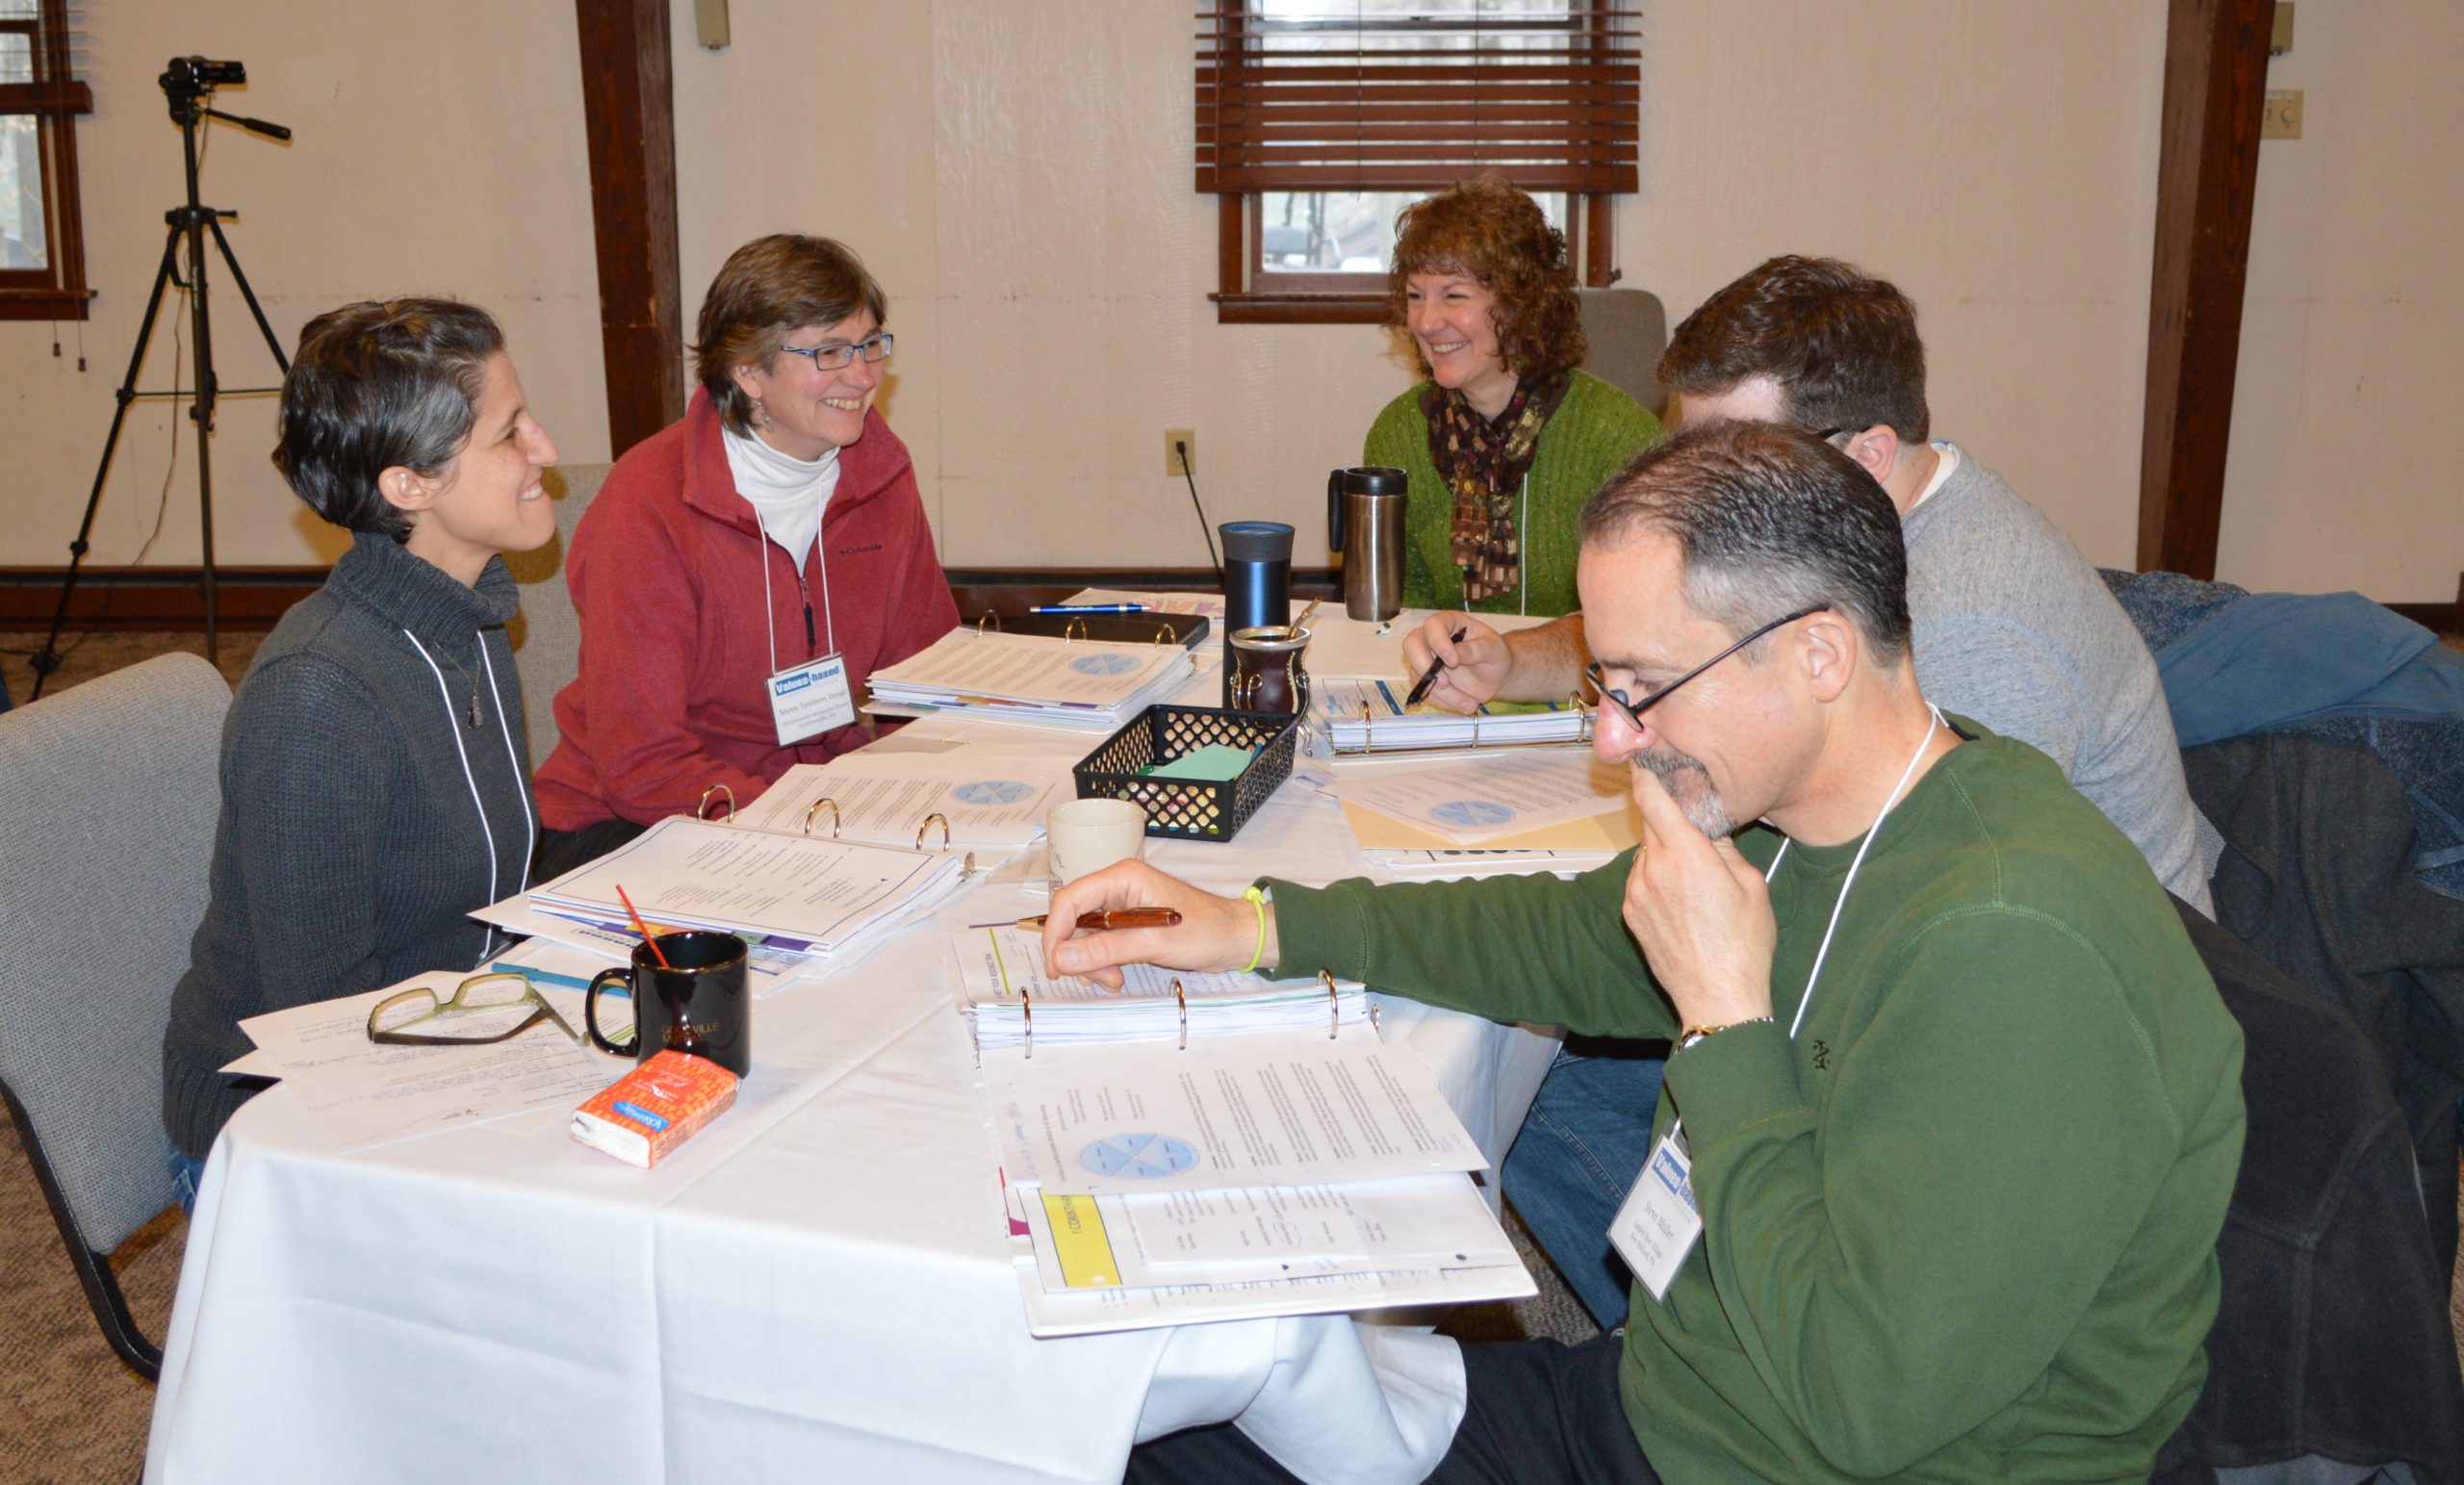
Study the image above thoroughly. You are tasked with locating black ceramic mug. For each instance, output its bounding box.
[585,930,751,1078]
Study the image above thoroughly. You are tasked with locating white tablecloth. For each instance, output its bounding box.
[146,674,1562,1485]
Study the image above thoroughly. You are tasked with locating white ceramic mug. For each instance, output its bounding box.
[1047,798,1147,891]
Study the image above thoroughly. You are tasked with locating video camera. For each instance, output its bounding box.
[159,56,246,121]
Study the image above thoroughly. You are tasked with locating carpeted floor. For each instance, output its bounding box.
[3,630,2460,1478]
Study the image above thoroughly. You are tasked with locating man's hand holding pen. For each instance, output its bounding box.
[1040,861,1271,990]
[1399,613,1516,714]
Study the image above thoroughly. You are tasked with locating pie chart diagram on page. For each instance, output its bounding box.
[1429,800,1514,830]
[1081,1133,1199,1179]
[951,780,1035,806]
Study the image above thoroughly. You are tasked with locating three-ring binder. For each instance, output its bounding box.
[1340,692,1597,758]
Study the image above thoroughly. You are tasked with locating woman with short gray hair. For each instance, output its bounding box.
[163,298,561,1202]
[532,234,957,875]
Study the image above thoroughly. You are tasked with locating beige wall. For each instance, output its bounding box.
[0,0,606,569]
[2219,0,2464,601]
[4,1,2454,601]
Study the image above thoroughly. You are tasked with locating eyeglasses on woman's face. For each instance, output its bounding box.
[774,331,894,373]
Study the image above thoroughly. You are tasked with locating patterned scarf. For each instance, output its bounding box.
[1424,368,1572,604]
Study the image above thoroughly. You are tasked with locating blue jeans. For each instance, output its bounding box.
[169,1148,206,1217]
[1499,1042,1669,1328]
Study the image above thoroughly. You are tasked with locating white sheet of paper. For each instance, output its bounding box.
[239,974,620,1151]
[988,1028,1484,1195]
[529,816,969,951]
[1106,1175,1515,1281]
[868,628,1196,713]
[732,755,1070,847]
[1296,606,1556,682]
[951,925,1368,1049]
[469,895,825,999]
[1327,750,1633,845]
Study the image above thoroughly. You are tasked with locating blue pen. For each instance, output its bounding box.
[1028,603,1152,615]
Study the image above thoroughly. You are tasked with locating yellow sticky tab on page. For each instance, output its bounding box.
[1040,1192,1121,1288]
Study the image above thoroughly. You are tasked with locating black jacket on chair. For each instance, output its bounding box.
[2182,733,2464,1287]
[2154,896,2464,1484]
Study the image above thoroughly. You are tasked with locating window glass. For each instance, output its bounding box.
[1259,189,1567,276]
[0,31,31,83]
[0,114,46,269]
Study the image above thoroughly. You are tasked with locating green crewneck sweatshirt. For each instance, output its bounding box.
[1269,724,2244,1483]
[1364,369,1662,617]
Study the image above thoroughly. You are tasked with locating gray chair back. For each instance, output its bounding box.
[1578,286,1670,417]
[0,653,227,1258]
[504,461,610,772]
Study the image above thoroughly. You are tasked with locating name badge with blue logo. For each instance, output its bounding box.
[1610,1129,1703,1303]
[768,652,856,745]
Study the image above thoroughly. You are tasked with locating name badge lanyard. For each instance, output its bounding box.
[756,511,858,745]
[1613,704,1945,1301]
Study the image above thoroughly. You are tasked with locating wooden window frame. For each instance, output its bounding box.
[1199,2,1635,326]
[0,0,91,321]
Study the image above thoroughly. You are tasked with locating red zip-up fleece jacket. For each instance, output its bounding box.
[534,389,959,831]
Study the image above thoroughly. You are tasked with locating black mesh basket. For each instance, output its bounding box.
[1072,705,1300,843]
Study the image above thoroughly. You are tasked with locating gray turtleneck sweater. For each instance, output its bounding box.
[164,531,536,1159]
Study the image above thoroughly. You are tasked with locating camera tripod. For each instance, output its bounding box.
[26,58,292,700]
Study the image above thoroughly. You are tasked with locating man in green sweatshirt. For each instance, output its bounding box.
[1053,421,2245,1485]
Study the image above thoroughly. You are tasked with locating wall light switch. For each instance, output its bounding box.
[2270,3,2295,56]
[2262,90,2304,140]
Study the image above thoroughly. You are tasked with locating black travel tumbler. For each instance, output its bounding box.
[1219,521,1294,706]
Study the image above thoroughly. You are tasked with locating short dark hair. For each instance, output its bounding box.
[1659,255,1929,443]
[1579,420,1912,666]
[1386,172,1584,383]
[272,298,505,543]
[693,234,889,434]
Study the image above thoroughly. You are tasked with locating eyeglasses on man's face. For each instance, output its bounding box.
[774,331,894,373]
[1585,604,1829,733]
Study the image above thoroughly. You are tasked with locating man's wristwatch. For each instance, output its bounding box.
[1677,1015,1776,1053]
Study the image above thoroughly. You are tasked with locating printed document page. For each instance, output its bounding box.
[1024,1173,1516,1289]
[732,754,1071,847]
[1327,749,1633,845]
[869,629,1194,709]
[529,816,965,950]
[988,1028,1484,1195]
[241,974,616,1150]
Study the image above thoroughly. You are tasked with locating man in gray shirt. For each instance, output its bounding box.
[1408,254,2210,1322]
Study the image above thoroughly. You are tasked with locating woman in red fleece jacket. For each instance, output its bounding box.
[533,236,958,875]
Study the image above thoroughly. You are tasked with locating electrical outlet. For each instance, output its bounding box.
[1165,429,1196,477]
[2263,90,2303,139]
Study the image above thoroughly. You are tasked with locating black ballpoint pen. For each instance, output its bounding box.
[1404,627,1469,707]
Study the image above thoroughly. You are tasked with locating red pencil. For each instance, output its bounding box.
[614,883,673,969]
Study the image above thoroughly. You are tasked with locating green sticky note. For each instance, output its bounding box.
[1144,743,1258,781]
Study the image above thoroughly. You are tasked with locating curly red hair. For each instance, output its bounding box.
[1386,172,1584,384]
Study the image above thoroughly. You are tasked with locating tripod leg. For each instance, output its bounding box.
[27,225,185,703]
[184,213,219,664]
[209,218,291,375]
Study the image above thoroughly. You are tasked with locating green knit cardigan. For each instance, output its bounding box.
[1363,369,1663,617]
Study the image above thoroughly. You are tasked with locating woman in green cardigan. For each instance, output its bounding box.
[1365,173,1662,617]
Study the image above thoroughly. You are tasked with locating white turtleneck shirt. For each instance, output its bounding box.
[721,422,841,569]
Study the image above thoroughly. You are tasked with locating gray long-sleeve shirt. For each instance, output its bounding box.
[163,532,535,1158]
[1902,445,2211,912]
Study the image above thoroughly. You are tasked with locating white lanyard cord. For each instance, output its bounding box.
[476,640,534,894]
[403,628,504,969]
[753,513,836,678]
[1666,704,1942,1141]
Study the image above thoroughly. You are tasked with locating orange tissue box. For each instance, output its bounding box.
[571,1051,738,1168]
